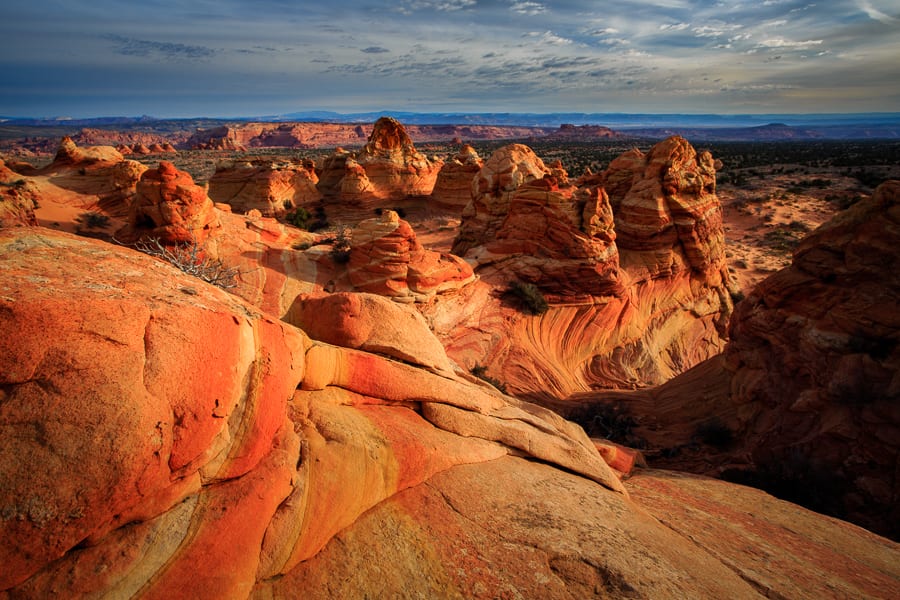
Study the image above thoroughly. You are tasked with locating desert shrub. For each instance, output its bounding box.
[76,211,111,229]
[470,364,507,393]
[694,417,734,449]
[330,225,352,264]
[132,235,240,289]
[285,207,311,229]
[505,281,549,315]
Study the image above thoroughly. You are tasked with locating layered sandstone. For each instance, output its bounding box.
[1,227,633,597]
[344,209,475,300]
[7,137,147,218]
[0,159,38,227]
[208,158,320,216]
[431,144,483,210]
[436,137,733,395]
[117,161,219,245]
[574,180,900,540]
[452,143,554,256]
[318,117,442,205]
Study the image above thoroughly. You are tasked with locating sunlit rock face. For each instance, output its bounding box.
[1,226,634,598]
[440,137,734,395]
[208,158,321,216]
[577,180,900,542]
[345,209,475,300]
[317,117,442,206]
[431,144,483,210]
[118,161,220,245]
[12,137,148,217]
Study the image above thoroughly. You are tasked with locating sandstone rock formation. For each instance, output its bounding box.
[431,144,483,210]
[434,137,733,395]
[343,209,475,300]
[287,291,458,375]
[452,143,554,256]
[7,137,147,218]
[1,227,640,597]
[317,117,442,205]
[208,158,320,216]
[573,180,900,541]
[117,161,220,244]
[0,159,38,227]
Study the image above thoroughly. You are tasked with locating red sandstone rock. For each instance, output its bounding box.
[431,144,483,210]
[577,180,900,541]
[344,210,475,299]
[0,159,38,227]
[3,226,898,598]
[26,137,148,217]
[452,143,553,256]
[287,291,457,375]
[208,158,320,216]
[318,117,443,205]
[118,161,220,245]
[435,138,733,394]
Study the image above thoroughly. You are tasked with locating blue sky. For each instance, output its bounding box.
[2,0,899,118]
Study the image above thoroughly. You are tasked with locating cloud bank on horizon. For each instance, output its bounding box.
[2,0,898,118]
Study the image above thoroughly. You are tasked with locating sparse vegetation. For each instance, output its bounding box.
[329,225,352,264]
[76,211,110,229]
[132,235,240,289]
[285,207,311,229]
[470,364,507,393]
[505,281,549,315]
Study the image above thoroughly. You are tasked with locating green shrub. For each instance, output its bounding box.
[286,207,311,229]
[506,281,549,315]
[76,211,111,229]
[330,225,352,264]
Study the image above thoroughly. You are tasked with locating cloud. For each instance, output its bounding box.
[758,38,824,49]
[397,0,476,13]
[510,2,547,16]
[857,0,900,25]
[659,23,691,31]
[103,35,215,61]
[522,31,573,45]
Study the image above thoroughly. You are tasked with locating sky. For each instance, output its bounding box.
[2,0,899,118]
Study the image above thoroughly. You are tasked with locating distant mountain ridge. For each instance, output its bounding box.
[2,111,899,142]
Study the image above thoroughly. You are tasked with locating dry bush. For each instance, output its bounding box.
[132,235,240,290]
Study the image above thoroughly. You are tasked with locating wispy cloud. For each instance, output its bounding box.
[104,35,215,61]
[510,2,547,16]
